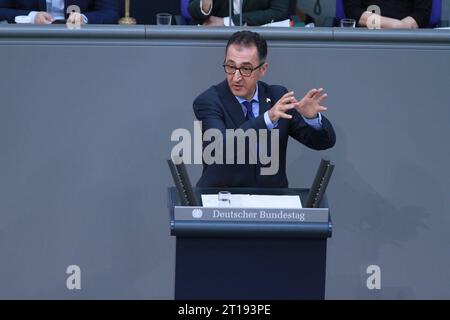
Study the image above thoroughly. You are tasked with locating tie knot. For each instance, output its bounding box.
[242,100,255,120]
[242,100,254,112]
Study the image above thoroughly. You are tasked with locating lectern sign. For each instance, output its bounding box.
[174,206,329,223]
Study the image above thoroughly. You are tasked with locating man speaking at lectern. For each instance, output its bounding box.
[193,31,336,188]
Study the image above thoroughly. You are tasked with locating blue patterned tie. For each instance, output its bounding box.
[243,100,255,120]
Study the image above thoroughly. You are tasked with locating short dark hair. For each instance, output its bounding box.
[225,31,268,62]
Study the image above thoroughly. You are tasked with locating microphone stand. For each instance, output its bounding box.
[240,0,243,26]
[228,0,243,26]
[229,0,232,26]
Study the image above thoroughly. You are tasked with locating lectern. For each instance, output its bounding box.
[168,187,332,300]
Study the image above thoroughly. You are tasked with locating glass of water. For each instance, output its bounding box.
[46,0,53,15]
[156,13,172,26]
[340,18,356,28]
[218,191,231,207]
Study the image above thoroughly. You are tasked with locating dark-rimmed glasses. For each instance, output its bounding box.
[223,62,264,77]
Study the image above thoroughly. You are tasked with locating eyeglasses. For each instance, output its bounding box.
[223,62,264,77]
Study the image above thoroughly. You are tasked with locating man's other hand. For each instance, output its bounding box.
[294,88,328,119]
[268,91,296,122]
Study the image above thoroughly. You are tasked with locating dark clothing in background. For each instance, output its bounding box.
[344,0,432,27]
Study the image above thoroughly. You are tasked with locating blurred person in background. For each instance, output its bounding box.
[344,0,432,29]
[0,0,120,24]
[189,0,290,26]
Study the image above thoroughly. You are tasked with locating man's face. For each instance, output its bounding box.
[224,44,268,100]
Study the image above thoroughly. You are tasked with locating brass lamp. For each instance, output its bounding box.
[119,0,136,25]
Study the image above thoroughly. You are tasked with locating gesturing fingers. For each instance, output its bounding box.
[312,88,324,98]
[317,105,328,112]
[314,89,328,104]
[278,112,293,120]
[306,88,319,99]
[316,91,328,104]
[268,92,297,122]
[275,105,294,119]
[275,91,296,111]
[275,102,295,120]
[279,91,295,104]
[306,88,328,102]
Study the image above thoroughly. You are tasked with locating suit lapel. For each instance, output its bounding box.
[217,81,274,128]
[217,80,246,128]
[258,82,273,115]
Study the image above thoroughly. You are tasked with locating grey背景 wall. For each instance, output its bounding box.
[0,25,449,299]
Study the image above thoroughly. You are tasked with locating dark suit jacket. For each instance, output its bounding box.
[188,0,289,26]
[0,0,119,24]
[193,80,336,188]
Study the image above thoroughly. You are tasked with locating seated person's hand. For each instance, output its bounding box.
[203,16,224,27]
[400,17,419,29]
[388,17,418,29]
[361,11,418,29]
[67,12,85,26]
[35,12,54,24]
